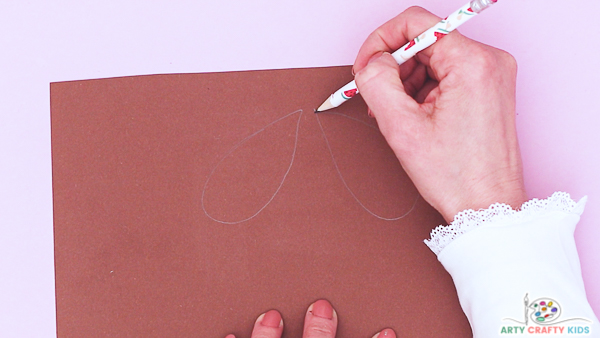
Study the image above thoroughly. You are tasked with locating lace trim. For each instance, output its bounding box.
[424,192,579,256]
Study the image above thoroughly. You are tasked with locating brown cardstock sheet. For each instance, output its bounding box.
[51,66,471,337]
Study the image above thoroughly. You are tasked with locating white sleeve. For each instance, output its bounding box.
[425,192,600,337]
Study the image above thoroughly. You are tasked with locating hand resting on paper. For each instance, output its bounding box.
[223,299,395,338]
[353,6,528,222]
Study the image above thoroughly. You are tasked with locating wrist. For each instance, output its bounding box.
[440,182,528,223]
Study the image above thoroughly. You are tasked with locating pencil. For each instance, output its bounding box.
[316,0,498,112]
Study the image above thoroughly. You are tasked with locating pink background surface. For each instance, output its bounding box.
[1,0,598,336]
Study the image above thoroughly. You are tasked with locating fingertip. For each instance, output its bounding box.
[354,50,385,76]
[225,334,236,338]
[251,310,284,338]
[258,310,283,328]
[304,299,338,337]
[380,52,402,69]
[368,51,386,65]
[355,51,420,124]
[382,328,397,337]
[372,328,396,338]
[355,52,402,94]
[309,299,334,319]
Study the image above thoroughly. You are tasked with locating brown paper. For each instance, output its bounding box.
[51,66,471,337]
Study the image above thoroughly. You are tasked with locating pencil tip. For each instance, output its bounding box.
[316,99,334,112]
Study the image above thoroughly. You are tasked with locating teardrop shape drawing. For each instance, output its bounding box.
[202,109,303,224]
[316,112,419,221]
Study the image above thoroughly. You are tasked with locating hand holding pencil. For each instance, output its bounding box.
[225,4,600,338]
[350,6,528,223]
[316,0,497,112]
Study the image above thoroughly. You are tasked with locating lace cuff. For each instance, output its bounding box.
[424,192,585,256]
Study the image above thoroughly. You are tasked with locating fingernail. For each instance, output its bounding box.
[367,51,385,64]
[372,328,396,338]
[367,108,374,118]
[380,328,395,337]
[309,299,333,319]
[351,67,356,76]
[257,310,283,328]
[225,335,236,338]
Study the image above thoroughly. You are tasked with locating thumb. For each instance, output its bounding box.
[355,52,419,123]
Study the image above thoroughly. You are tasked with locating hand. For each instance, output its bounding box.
[353,7,528,222]
[224,299,396,338]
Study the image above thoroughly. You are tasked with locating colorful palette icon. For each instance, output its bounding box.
[529,298,561,324]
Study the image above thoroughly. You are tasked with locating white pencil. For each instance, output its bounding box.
[316,0,498,112]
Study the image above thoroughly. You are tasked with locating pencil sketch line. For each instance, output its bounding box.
[316,113,419,221]
[201,109,303,224]
[319,111,379,131]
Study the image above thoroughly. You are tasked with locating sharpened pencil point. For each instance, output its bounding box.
[316,98,334,112]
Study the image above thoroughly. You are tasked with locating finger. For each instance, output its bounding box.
[402,62,428,98]
[367,108,374,118]
[415,78,439,104]
[303,299,338,338]
[355,52,421,125]
[250,310,284,338]
[398,58,419,82]
[353,6,442,74]
[371,328,397,338]
[224,335,236,338]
